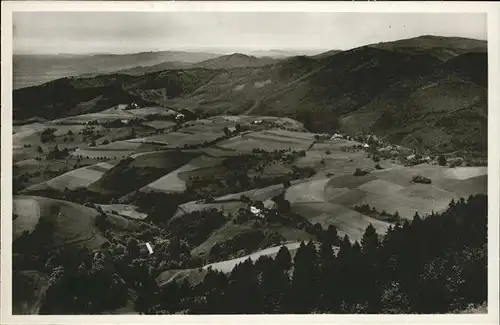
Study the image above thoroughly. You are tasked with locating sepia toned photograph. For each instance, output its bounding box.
[1,1,499,323]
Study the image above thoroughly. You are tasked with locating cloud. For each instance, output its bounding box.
[13,12,487,54]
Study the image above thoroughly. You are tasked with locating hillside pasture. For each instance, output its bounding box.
[125,106,178,118]
[13,122,46,134]
[23,162,116,192]
[140,164,198,193]
[200,146,240,158]
[97,204,147,220]
[71,140,144,159]
[172,183,286,218]
[285,178,330,204]
[444,166,487,180]
[13,195,107,249]
[190,223,252,258]
[323,165,488,220]
[143,120,176,130]
[133,130,224,148]
[291,202,391,242]
[156,268,208,288]
[140,154,226,193]
[202,242,303,273]
[217,130,313,153]
[51,111,140,124]
[173,201,247,219]
[13,197,42,239]
[214,183,285,203]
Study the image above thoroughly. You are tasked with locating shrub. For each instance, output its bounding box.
[354,168,369,176]
[375,164,383,170]
[412,175,432,184]
[438,155,447,166]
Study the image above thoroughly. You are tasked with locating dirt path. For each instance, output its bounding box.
[244,99,261,115]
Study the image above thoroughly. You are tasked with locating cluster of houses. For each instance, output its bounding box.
[122,102,140,110]
[248,200,277,219]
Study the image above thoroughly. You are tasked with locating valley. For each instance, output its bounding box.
[11,34,488,315]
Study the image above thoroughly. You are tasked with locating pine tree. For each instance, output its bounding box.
[288,241,320,313]
[318,236,340,312]
[325,224,340,246]
[361,224,379,259]
[258,254,290,313]
[361,224,382,312]
[275,245,292,271]
[227,258,260,313]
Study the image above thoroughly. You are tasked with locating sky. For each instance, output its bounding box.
[13,12,487,55]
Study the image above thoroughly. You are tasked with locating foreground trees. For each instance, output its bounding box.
[149,194,487,314]
[25,194,486,314]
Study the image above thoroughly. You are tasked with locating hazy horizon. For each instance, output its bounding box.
[13,12,486,56]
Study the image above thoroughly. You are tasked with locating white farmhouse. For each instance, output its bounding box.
[250,206,264,218]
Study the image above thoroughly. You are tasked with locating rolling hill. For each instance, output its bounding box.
[368,35,487,61]
[13,35,488,155]
[13,51,221,89]
[10,34,488,315]
[192,53,280,69]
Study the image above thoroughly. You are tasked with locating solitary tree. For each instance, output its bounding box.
[438,155,447,166]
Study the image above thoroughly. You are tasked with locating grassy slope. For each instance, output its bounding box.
[13,195,108,250]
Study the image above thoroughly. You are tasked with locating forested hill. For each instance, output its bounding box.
[13,36,487,155]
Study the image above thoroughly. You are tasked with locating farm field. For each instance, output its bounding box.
[174,201,246,219]
[22,161,116,192]
[124,106,178,118]
[132,130,224,148]
[291,202,391,242]
[281,164,489,223]
[13,122,47,134]
[70,140,152,159]
[50,111,140,124]
[143,120,176,130]
[217,129,314,153]
[140,154,225,193]
[97,204,147,220]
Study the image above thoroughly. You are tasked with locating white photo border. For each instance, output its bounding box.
[1,1,499,325]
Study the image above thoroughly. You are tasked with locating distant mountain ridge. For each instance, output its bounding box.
[193,53,280,69]
[368,35,487,61]
[13,50,222,89]
[13,35,487,154]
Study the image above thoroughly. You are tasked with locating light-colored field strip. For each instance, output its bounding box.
[285,178,330,204]
[97,204,147,220]
[444,167,487,180]
[13,198,41,239]
[24,162,114,192]
[142,164,196,193]
[358,179,406,196]
[202,242,302,273]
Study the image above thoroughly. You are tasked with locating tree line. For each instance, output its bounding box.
[14,194,486,314]
[143,194,487,314]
